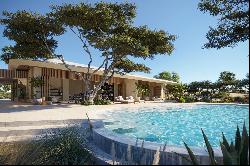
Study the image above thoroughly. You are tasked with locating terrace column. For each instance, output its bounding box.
[27,69,33,99]
[160,84,165,99]
[33,67,42,98]
[124,79,138,99]
[114,83,118,97]
[62,79,69,101]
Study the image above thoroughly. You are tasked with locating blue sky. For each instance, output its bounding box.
[0,0,249,83]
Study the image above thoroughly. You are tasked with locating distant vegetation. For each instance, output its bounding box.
[155,71,249,103]
[154,71,180,83]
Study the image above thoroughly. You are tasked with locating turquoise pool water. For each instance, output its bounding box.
[103,104,249,147]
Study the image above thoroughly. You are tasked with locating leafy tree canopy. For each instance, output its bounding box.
[171,72,180,83]
[49,2,176,74]
[217,71,237,85]
[154,71,180,82]
[198,0,249,49]
[0,11,65,63]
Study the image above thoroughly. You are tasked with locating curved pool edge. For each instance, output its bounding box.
[91,123,223,165]
[88,103,249,164]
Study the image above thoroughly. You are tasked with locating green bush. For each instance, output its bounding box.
[179,97,186,103]
[81,100,92,106]
[183,95,196,103]
[94,99,111,105]
[202,97,212,103]
[213,92,229,99]
[0,92,11,99]
[81,99,111,105]
[222,96,234,103]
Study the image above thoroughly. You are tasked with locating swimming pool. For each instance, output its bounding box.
[103,104,249,147]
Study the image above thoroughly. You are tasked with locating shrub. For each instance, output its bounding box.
[179,97,186,103]
[81,100,93,106]
[94,99,111,105]
[213,92,229,99]
[81,99,111,105]
[183,95,196,103]
[202,97,212,103]
[222,96,234,103]
[0,92,11,99]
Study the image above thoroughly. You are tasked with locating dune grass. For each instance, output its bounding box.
[0,127,95,165]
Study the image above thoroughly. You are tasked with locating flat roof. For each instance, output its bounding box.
[8,59,178,84]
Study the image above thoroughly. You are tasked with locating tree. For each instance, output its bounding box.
[218,71,236,84]
[217,71,237,92]
[186,81,215,101]
[165,83,186,100]
[50,2,175,102]
[236,73,249,93]
[1,2,176,104]
[0,11,65,63]
[171,72,180,83]
[154,71,180,82]
[187,81,202,95]
[135,82,151,98]
[154,71,172,80]
[198,0,249,49]
[50,2,176,103]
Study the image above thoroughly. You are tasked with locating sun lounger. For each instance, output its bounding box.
[134,97,145,103]
[115,96,135,104]
[114,96,124,102]
[152,96,164,102]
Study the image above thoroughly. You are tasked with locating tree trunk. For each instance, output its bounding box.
[83,78,94,104]
[83,75,109,105]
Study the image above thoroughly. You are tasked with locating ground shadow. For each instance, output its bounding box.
[0,118,104,138]
[0,100,76,113]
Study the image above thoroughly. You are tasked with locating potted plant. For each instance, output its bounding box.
[135,83,151,100]
[30,76,44,104]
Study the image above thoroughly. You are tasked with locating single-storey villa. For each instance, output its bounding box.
[0,59,177,102]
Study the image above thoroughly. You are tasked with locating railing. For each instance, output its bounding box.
[0,69,28,79]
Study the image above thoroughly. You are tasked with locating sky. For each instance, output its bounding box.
[0,0,249,83]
